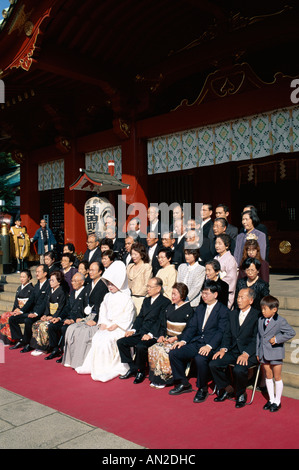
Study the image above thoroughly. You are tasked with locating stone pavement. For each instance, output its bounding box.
[0,387,144,449]
[0,273,298,449]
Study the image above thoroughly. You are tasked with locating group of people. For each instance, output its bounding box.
[1,202,295,412]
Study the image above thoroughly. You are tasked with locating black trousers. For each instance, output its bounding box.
[9,313,39,345]
[117,334,156,373]
[48,320,67,349]
[209,349,258,397]
[169,342,213,389]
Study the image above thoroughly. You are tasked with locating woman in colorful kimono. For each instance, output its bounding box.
[0,269,34,344]
[31,270,68,356]
[148,282,193,388]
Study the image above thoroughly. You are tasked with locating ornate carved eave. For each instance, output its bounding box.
[171,63,298,111]
[5,6,52,72]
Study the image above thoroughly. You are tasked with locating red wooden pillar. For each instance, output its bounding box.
[63,146,87,255]
[120,123,148,233]
[20,152,40,238]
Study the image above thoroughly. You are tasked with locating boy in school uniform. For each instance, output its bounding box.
[257,295,296,412]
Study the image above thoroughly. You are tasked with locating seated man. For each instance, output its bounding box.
[209,287,259,408]
[9,264,51,353]
[168,280,229,402]
[45,272,86,361]
[117,277,171,384]
[62,261,108,369]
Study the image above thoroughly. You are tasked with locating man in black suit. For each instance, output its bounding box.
[168,280,229,402]
[9,264,51,353]
[214,204,238,238]
[209,287,259,408]
[208,217,236,256]
[120,234,136,266]
[83,233,102,264]
[117,277,171,384]
[45,271,86,361]
[201,203,213,238]
[146,231,160,276]
[127,217,147,246]
[105,227,125,257]
[161,230,185,269]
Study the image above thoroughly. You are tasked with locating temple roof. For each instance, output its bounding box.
[69,168,130,193]
[0,0,299,153]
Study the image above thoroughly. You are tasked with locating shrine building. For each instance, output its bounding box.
[0,0,299,270]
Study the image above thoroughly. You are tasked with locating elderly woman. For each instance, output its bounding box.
[76,261,135,382]
[234,257,269,312]
[148,283,193,388]
[177,248,205,308]
[238,238,269,283]
[214,233,238,309]
[156,247,177,301]
[234,208,267,265]
[31,270,68,356]
[126,242,152,315]
[0,269,34,344]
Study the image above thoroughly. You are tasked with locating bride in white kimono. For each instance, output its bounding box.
[75,261,135,382]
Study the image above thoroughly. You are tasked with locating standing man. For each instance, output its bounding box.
[31,219,56,264]
[117,277,171,384]
[210,287,259,408]
[146,231,160,276]
[168,280,229,402]
[83,233,102,263]
[9,264,50,353]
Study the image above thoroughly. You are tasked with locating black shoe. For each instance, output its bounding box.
[9,341,23,350]
[235,393,247,408]
[193,388,208,403]
[133,371,145,384]
[44,349,62,360]
[20,344,33,353]
[56,356,63,363]
[263,400,273,411]
[169,383,192,396]
[119,369,136,380]
[214,389,231,402]
[270,403,281,412]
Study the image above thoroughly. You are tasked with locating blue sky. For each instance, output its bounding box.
[0,1,13,14]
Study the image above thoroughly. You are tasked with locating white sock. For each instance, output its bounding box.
[274,380,283,406]
[266,378,275,403]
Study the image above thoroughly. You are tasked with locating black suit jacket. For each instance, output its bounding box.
[132,293,171,338]
[60,286,86,321]
[147,244,161,277]
[83,278,108,323]
[181,301,229,350]
[83,247,102,264]
[20,280,51,318]
[220,307,259,358]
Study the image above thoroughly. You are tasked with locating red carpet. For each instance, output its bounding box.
[1,347,298,449]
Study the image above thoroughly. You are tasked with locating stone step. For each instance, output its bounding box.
[0,299,14,313]
[280,310,299,327]
[276,296,299,311]
[281,385,299,401]
[0,291,17,302]
[282,363,299,389]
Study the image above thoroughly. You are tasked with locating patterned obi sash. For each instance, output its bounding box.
[49,302,59,316]
[17,298,29,308]
[166,320,186,337]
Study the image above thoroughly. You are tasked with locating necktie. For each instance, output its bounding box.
[264,318,270,327]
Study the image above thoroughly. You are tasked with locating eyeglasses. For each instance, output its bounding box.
[146,284,158,289]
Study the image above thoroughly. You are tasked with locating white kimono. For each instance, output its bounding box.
[76,261,135,382]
